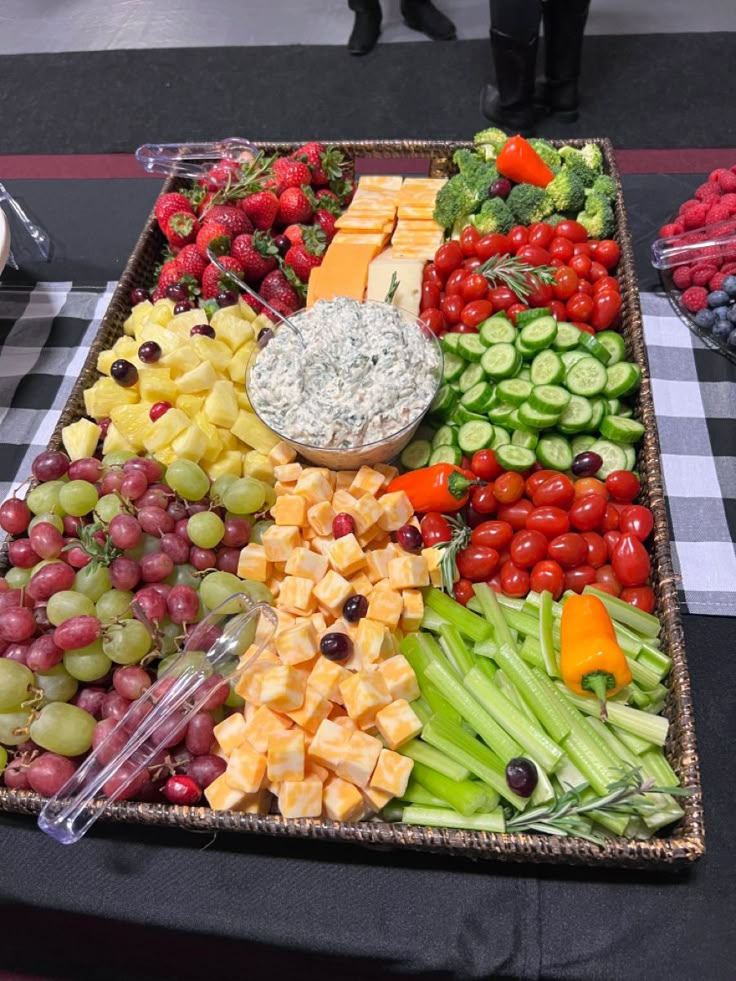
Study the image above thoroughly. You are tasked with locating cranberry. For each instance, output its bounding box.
[130,287,150,305]
[149,401,172,422]
[343,594,368,622]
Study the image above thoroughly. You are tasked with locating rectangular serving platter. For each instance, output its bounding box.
[0,140,705,868]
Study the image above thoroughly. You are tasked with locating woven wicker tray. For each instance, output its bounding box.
[0,140,704,869]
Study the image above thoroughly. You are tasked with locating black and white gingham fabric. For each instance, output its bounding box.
[0,283,734,616]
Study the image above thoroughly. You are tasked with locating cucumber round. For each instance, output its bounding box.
[429,385,457,420]
[588,397,607,433]
[458,334,489,363]
[429,445,463,467]
[536,435,574,472]
[457,420,495,454]
[491,426,512,448]
[519,315,557,351]
[588,439,628,478]
[442,351,466,383]
[595,331,626,365]
[440,333,462,354]
[552,323,583,352]
[400,440,431,470]
[518,402,561,430]
[557,395,594,434]
[604,362,642,398]
[565,356,608,397]
[511,429,539,450]
[432,425,457,448]
[461,381,495,412]
[481,343,521,380]
[515,307,551,327]
[497,377,533,406]
[488,402,517,425]
[599,415,646,444]
[578,332,612,365]
[571,434,597,457]
[530,349,565,386]
[529,384,571,414]
[495,444,537,472]
[561,350,588,373]
[480,317,516,345]
[458,362,486,393]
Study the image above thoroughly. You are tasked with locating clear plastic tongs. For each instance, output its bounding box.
[38,594,277,845]
[135,139,260,181]
[651,216,736,270]
[0,181,51,265]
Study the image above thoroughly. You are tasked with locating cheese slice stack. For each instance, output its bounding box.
[365,248,425,318]
[393,178,446,260]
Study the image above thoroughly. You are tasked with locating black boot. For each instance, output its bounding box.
[400,0,457,40]
[348,0,382,55]
[535,0,590,121]
[479,30,538,134]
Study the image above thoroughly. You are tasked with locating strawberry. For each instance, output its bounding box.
[292,142,344,187]
[260,268,301,311]
[264,298,298,323]
[272,158,312,193]
[282,224,306,245]
[154,192,193,227]
[283,227,326,282]
[231,231,279,283]
[195,222,232,258]
[152,259,183,300]
[201,256,245,300]
[196,190,217,217]
[164,212,200,249]
[278,187,313,226]
[199,159,244,190]
[176,244,208,282]
[314,208,337,240]
[240,191,280,230]
[201,204,253,237]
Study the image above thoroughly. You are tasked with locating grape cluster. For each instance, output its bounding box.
[0,449,275,805]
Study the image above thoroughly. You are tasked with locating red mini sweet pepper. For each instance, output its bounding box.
[496,136,554,189]
[387,464,478,513]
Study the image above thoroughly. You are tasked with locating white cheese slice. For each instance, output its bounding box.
[366,250,425,318]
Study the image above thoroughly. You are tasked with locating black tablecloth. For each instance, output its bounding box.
[1,173,734,981]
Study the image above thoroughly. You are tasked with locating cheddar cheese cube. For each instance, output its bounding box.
[375,699,422,749]
[331,489,359,513]
[278,775,323,819]
[362,784,393,813]
[336,730,382,787]
[309,535,334,557]
[267,728,305,783]
[286,685,332,733]
[213,713,248,757]
[354,617,386,666]
[278,576,317,616]
[268,441,297,467]
[273,462,303,483]
[349,572,374,597]
[422,546,444,587]
[378,655,420,702]
[388,554,430,591]
[275,620,319,665]
[307,761,330,782]
[400,589,424,633]
[375,463,399,488]
[370,750,414,797]
[309,612,328,635]
[350,494,383,535]
[327,534,366,578]
[365,547,395,584]
[330,714,358,732]
[242,704,294,753]
[350,466,385,498]
[234,657,275,703]
[226,743,267,794]
[322,776,366,823]
[340,670,392,728]
[307,500,336,537]
[262,525,302,563]
[335,470,359,491]
[308,657,351,704]
[377,491,414,532]
[237,544,271,583]
[308,718,351,770]
[312,570,354,617]
[272,494,307,527]
[366,586,403,628]
[294,471,333,506]
[258,664,307,712]
[205,773,251,811]
[285,547,328,583]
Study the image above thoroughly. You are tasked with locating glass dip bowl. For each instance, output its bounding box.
[245,298,444,470]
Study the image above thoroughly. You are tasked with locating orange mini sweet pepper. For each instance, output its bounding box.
[496,135,554,189]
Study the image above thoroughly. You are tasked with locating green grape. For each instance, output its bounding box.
[64,642,112,682]
[225,684,245,709]
[31,558,59,577]
[187,512,225,549]
[96,493,123,522]
[0,708,32,746]
[249,519,274,544]
[199,571,247,613]
[222,477,266,515]
[59,480,99,517]
[96,589,134,623]
[47,590,96,625]
[30,702,96,756]
[158,620,184,658]
[27,480,65,516]
[0,660,33,711]
[28,512,64,534]
[166,563,199,590]
[36,664,78,705]
[220,616,255,659]
[158,649,210,679]
[0,744,7,774]
[165,460,209,501]
[238,580,273,606]
[212,473,238,502]
[102,450,136,468]
[262,484,277,510]
[102,618,152,665]
[74,564,112,602]
[142,534,163,555]
[5,567,32,589]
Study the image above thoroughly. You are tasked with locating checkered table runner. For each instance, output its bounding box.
[0,283,734,616]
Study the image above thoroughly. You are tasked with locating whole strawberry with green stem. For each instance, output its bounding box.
[164,212,200,249]
[201,256,245,300]
[240,191,280,231]
[231,231,279,283]
[283,226,327,283]
[292,142,345,188]
[260,268,303,313]
[278,186,313,227]
[152,259,183,300]
[154,192,193,228]
[201,204,252,237]
[176,244,208,282]
[195,222,231,258]
[272,158,312,194]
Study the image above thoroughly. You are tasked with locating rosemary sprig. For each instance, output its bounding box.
[206,152,278,210]
[384,272,400,304]
[478,253,556,303]
[433,514,471,595]
[63,520,121,571]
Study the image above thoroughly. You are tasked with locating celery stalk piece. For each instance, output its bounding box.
[423,588,493,643]
[421,717,527,809]
[466,598,483,616]
[439,623,475,676]
[644,700,667,717]
[420,607,449,634]
[400,779,449,808]
[519,635,546,670]
[400,633,435,676]
[610,725,653,756]
[422,681,464,726]
[476,783,501,810]
[629,685,651,710]
[401,805,506,833]
[472,583,518,652]
[493,645,571,742]
[562,732,618,797]
[472,656,498,682]
[400,738,470,781]
[583,585,661,638]
[556,684,669,746]
[411,760,490,815]
[625,817,655,839]
[425,660,522,762]
[640,802,685,833]
[495,594,526,613]
[588,807,630,837]
[554,755,586,790]
[411,696,434,726]
[474,637,500,661]
[636,645,673,681]
[529,757,556,806]
[538,590,558,677]
[586,717,640,767]
[627,655,663,692]
[496,670,538,726]
[464,665,563,772]
[382,801,404,823]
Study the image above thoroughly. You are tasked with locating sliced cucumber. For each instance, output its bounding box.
[519,315,557,352]
[552,323,582,352]
[588,397,607,433]
[480,317,516,345]
[429,445,463,467]
[495,444,537,472]
[518,366,532,381]
[604,362,642,398]
[561,349,588,373]
[530,349,565,386]
[400,439,431,470]
[481,342,521,380]
[595,331,626,365]
[621,444,637,470]
[518,401,561,430]
[536,435,574,472]
[458,362,486,393]
[429,385,457,420]
[488,401,517,425]
[442,351,466,383]
[497,377,533,406]
[571,434,596,457]
[511,429,539,450]
[458,420,494,454]
[440,333,462,354]
[588,439,628,478]
[451,405,488,426]
[515,334,540,360]
[491,426,512,448]
[578,332,612,365]
[432,425,457,448]
[515,307,551,327]
[599,415,646,444]
[557,395,594,434]
[565,356,608,397]
[461,381,495,412]
[458,334,488,363]
[529,384,571,415]
[606,398,622,415]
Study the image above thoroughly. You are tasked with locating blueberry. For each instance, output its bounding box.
[715,305,730,320]
[722,275,736,298]
[694,308,716,330]
[707,289,730,308]
[713,320,731,341]
[728,305,736,325]
[728,329,736,349]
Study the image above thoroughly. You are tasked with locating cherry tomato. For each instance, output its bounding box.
[509,529,548,568]
[476,233,511,261]
[605,470,640,502]
[564,565,597,593]
[460,225,481,257]
[434,240,464,275]
[424,263,445,288]
[569,253,592,279]
[445,268,468,296]
[552,266,579,301]
[549,236,575,263]
[487,574,503,594]
[620,586,655,613]
[463,256,482,273]
[466,504,486,528]
[525,469,560,496]
[419,308,444,335]
[507,225,529,250]
[461,273,489,302]
[591,291,622,331]
[601,503,621,532]
[500,561,531,598]
[454,323,480,334]
[470,484,498,515]
[497,499,535,531]
[524,277,553,308]
[471,449,503,481]
[549,300,568,321]
[573,242,593,256]
[619,504,654,542]
[493,472,525,504]
[587,261,609,284]
[566,292,594,322]
[595,563,622,596]
[440,294,464,325]
[488,285,518,311]
[549,257,565,269]
[547,532,588,568]
[554,220,588,243]
[573,477,608,500]
[453,579,476,607]
[592,239,621,271]
[420,512,452,548]
[603,530,621,559]
[516,244,552,267]
[593,275,620,295]
[506,303,529,325]
[528,560,563,599]
[531,474,575,509]
[611,533,650,586]
[568,493,607,532]
[471,520,513,550]
[576,279,594,297]
[456,545,500,582]
[461,299,494,328]
[527,222,554,249]
[526,506,570,538]
[574,322,595,335]
[581,531,607,568]
[420,282,441,310]
[593,582,621,597]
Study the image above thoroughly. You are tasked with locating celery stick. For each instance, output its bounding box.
[464,665,563,772]
[425,660,522,762]
[555,755,586,789]
[629,685,651,710]
[382,801,404,822]
[611,725,653,756]
[400,633,434,676]
[473,583,518,651]
[557,684,669,746]
[539,590,558,677]
[498,607,540,640]
[496,670,538,726]
[583,585,661,638]
[422,682,463,726]
[519,634,546,670]
[411,760,489,816]
[562,731,618,797]
[476,783,501,810]
[496,594,526,613]
[493,645,571,742]
[411,696,433,726]
[625,817,655,840]
[420,607,449,633]
[644,700,667,717]
[421,717,527,809]
[401,779,448,807]
[473,656,498,682]
[641,802,685,833]
[466,597,483,616]
[580,717,627,769]
[646,683,669,704]
[588,805,629,837]
[587,717,639,767]
[439,623,475,676]
[474,637,499,661]
[401,805,506,833]
[400,738,470,781]
[529,757,555,806]
[424,588,493,643]
[636,645,672,681]
[627,656,662,692]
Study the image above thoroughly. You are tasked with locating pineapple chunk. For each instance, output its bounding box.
[148,298,176,326]
[136,321,179,354]
[109,402,154,451]
[165,309,204,337]
[171,424,209,462]
[176,394,206,417]
[238,297,258,321]
[97,337,139,374]
[125,299,153,333]
[243,450,274,483]
[138,367,178,405]
[190,336,232,373]
[83,378,138,420]
[210,310,254,350]
[203,380,239,429]
[61,418,101,460]
[176,360,219,394]
[162,345,201,376]
[193,413,224,463]
[231,410,280,454]
[205,451,242,479]
[228,341,257,385]
[142,408,190,453]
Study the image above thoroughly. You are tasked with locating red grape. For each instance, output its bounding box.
[103,762,151,801]
[109,514,142,550]
[0,589,33,611]
[126,458,164,483]
[54,615,102,651]
[27,752,76,796]
[167,585,199,624]
[3,758,31,790]
[0,606,37,642]
[186,754,226,789]
[160,533,190,565]
[222,517,251,548]
[138,506,175,535]
[65,545,92,569]
[185,712,215,756]
[29,522,65,560]
[120,469,149,501]
[101,471,124,495]
[151,708,189,748]
[189,547,216,571]
[32,450,70,482]
[0,498,31,535]
[139,552,174,583]
[175,518,192,543]
[332,513,355,539]
[113,665,152,700]
[194,673,229,711]
[109,556,140,591]
[167,500,189,523]
[63,515,84,536]
[216,548,240,574]
[164,774,202,805]
[72,686,107,718]
[8,538,41,569]
[68,458,103,482]
[3,642,30,664]
[137,488,170,510]
[133,586,167,622]
[101,692,131,722]
[27,634,64,671]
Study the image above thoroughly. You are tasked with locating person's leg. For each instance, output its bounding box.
[535,0,590,121]
[347,0,382,55]
[480,0,543,133]
[400,0,456,41]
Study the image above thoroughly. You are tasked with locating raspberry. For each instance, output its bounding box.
[672,266,693,290]
[721,262,736,276]
[680,287,709,312]
[719,193,736,214]
[691,264,718,286]
[695,182,722,202]
[718,171,736,193]
[706,203,732,226]
[709,271,729,291]
[682,203,709,229]
[678,198,701,215]
[709,168,730,184]
[659,223,682,237]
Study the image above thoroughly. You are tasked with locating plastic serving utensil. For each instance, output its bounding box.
[37,593,277,845]
[651,217,736,270]
[0,181,51,261]
[135,139,260,180]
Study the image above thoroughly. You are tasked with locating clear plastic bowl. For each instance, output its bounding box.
[245,300,444,470]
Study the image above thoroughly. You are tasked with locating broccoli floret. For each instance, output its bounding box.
[546,214,569,228]
[576,192,615,239]
[469,197,515,236]
[473,127,508,160]
[528,139,562,172]
[434,158,499,231]
[580,143,604,173]
[589,174,617,202]
[559,147,598,188]
[546,168,587,212]
[452,148,479,175]
[506,183,555,225]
